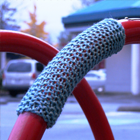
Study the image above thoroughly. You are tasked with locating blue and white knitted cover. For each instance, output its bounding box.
[17,18,125,128]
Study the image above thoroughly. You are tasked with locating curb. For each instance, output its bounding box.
[0,98,7,105]
[67,96,77,103]
[117,106,140,112]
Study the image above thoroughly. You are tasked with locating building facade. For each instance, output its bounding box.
[62,0,140,95]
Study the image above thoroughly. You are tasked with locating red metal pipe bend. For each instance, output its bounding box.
[0,30,57,65]
[119,19,140,45]
[1,30,113,140]
[2,18,140,140]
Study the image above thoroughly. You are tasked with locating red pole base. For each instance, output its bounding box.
[8,112,47,140]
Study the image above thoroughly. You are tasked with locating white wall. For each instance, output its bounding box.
[66,26,140,95]
[105,45,132,93]
[66,26,90,33]
[1,52,6,70]
[131,44,140,95]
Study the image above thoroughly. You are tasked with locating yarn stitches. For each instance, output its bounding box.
[17,18,125,128]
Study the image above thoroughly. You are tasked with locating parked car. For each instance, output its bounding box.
[2,59,44,97]
[84,70,106,92]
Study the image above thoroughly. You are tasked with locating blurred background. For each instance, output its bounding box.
[0,0,140,95]
[0,0,140,139]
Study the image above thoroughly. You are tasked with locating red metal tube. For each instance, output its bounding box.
[0,30,58,65]
[73,79,114,140]
[8,112,47,140]
[119,19,140,45]
[0,30,114,140]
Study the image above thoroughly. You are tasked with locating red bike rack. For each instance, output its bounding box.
[0,18,140,140]
[0,30,113,140]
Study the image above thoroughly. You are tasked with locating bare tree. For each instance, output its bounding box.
[80,0,101,7]
[0,0,20,30]
[57,31,74,50]
[72,0,101,11]
[0,0,21,70]
[58,0,101,50]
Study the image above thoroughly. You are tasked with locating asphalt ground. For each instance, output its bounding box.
[0,91,140,140]
[0,91,140,112]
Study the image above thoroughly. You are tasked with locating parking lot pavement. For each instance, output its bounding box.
[0,92,140,140]
[0,92,24,104]
[1,98,140,140]
[1,92,140,111]
[98,94,140,112]
[67,93,140,111]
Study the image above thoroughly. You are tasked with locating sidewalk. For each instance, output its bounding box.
[1,92,140,140]
[1,91,140,112]
[67,93,140,112]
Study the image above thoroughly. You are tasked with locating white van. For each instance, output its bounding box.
[2,59,44,97]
